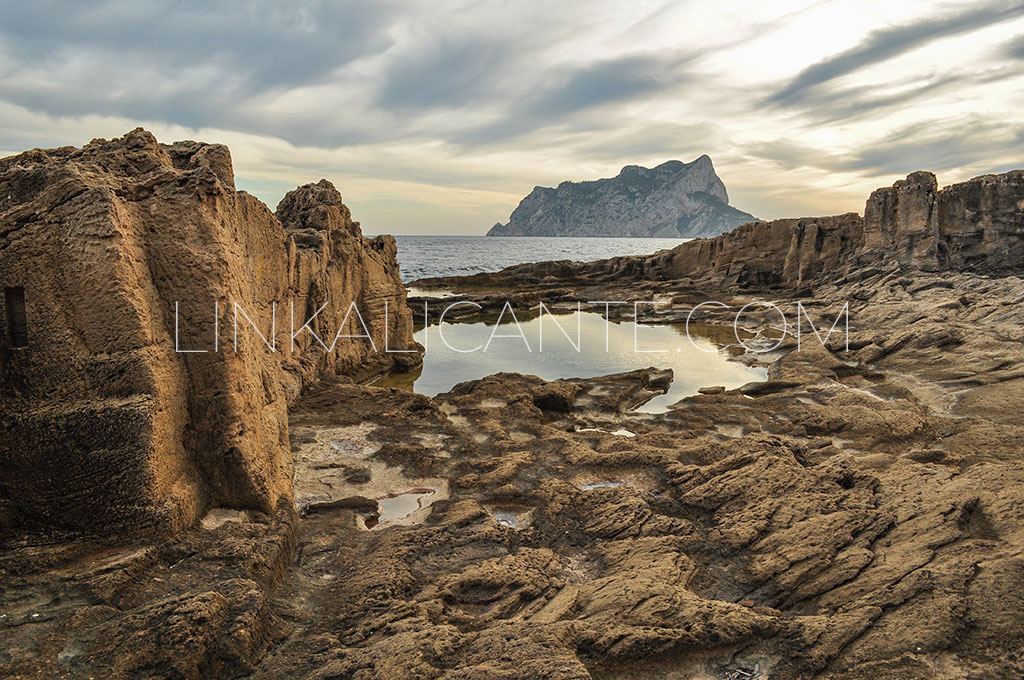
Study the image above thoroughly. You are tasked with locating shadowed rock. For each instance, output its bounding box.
[0,129,420,538]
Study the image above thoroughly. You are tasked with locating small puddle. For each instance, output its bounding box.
[200,508,250,530]
[358,487,440,531]
[329,439,370,455]
[485,505,532,529]
[292,423,449,523]
[715,424,745,438]
[573,471,655,493]
[576,427,637,438]
[580,480,625,491]
[405,286,454,299]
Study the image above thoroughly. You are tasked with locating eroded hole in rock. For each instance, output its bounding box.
[4,286,28,348]
[358,511,380,530]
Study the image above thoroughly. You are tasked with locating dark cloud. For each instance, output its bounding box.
[1005,34,1024,59]
[768,1,1024,106]
[750,119,1024,178]
[375,38,520,111]
[528,56,677,117]
[0,0,397,146]
[786,68,1018,123]
[452,53,692,147]
[0,0,396,88]
[835,120,1023,175]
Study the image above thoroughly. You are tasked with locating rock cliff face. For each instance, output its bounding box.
[0,129,420,538]
[486,156,758,238]
[441,169,1024,289]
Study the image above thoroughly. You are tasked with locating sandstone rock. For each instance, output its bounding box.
[0,129,420,538]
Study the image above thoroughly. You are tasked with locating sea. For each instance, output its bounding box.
[391,235,690,283]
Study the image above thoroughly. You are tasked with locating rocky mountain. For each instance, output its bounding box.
[486,156,757,238]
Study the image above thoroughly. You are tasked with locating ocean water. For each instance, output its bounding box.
[392,235,689,283]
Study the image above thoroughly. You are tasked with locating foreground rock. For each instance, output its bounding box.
[0,129,420,539]
[487,157,757,238]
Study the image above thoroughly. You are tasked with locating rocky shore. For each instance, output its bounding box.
[2,136,1023,679]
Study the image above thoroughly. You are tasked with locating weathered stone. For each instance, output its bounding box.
[0,129,420,538]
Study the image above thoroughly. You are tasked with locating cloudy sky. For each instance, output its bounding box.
[1,0,1022,234]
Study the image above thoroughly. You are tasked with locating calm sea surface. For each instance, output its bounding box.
[392,235,689,283]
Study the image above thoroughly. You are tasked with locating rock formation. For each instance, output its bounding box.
[0,129,420,539]
[432,169,1024,289]
[486,156,757,238]
[2,131,1024,680]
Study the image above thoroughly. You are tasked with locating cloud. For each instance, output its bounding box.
[835,119,1024,176]
[749,118,1024,178]
[375,38,521,111]
[768,1,1024,106]
[1005,34,1024,59]
[0,0,397,145]
[452,53,693,147]
[0,0,396,88]
[782,67,1020,123]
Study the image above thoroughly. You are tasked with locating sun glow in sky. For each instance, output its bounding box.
[1,0,1022,233]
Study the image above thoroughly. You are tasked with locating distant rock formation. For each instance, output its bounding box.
[439,169,1024,289]
[486,156,758,238]
[0,129,420,538]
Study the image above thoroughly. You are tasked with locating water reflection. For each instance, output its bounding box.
[374,311,766,413]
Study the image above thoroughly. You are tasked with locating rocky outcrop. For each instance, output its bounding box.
[860,169,1024,274]
[0,129,420,539]
[486,156,757,238]
[277,179,421,392]
[428,169,1024,290]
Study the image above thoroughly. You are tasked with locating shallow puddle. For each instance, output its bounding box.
[375,311,765,413]
[580,480,626,491]
[358,487,440,530]
[485,505,532,528]
[292,423,449,524]
[405,286,455,298]
[577,427,637,438]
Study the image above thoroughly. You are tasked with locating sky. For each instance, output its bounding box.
[0,0,1022,234]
